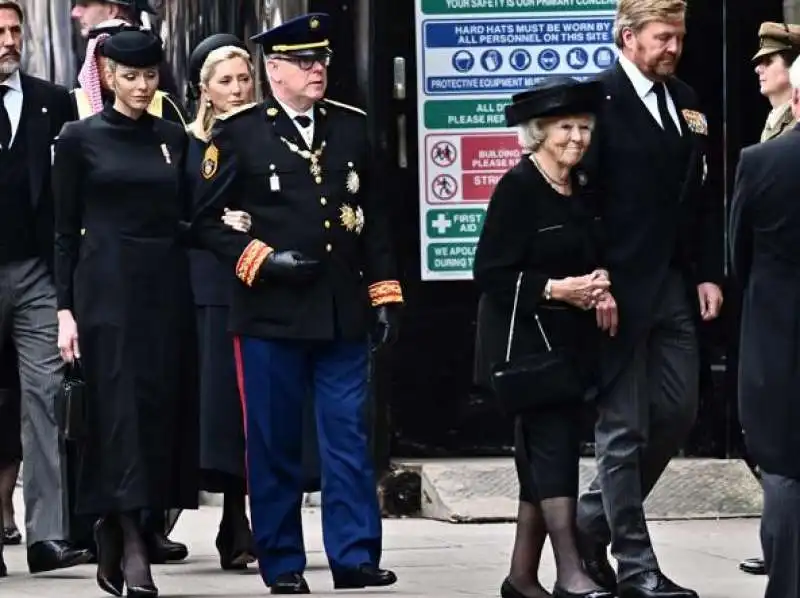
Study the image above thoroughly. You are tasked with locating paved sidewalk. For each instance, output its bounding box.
[0,500,768,597]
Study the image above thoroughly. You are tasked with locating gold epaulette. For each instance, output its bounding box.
[216,103,258,122]
[322,98,366,116]
[368,280,403,306]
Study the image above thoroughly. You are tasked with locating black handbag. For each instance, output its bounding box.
[491,272,586,415]
[57,359,88,442]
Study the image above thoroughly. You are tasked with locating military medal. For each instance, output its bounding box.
[346,161,360,194]
[279,137,326,184]
[160,143,172,165]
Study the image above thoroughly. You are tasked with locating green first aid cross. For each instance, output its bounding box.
[427,209,486,238]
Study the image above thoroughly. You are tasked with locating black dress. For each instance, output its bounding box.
[52,105,199,516]
[186,134,246,493]
[473,156,604,502]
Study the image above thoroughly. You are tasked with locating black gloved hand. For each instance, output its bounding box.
[258,249,321,283]
[371,304,400,350]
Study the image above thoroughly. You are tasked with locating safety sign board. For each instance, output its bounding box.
[415,0,617,280]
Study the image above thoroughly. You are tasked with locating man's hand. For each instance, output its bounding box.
[258,249,321,283]
[697,282,723,321]
[595,292,618,337]
[371,304,400,351]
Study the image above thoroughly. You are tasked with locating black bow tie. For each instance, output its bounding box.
[294,115,312,128]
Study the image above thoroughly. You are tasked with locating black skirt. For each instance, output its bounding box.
[196,306,246,492]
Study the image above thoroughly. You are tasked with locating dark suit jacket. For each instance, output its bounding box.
[584,62,723,382]
[729,126,800,480]
[19,73,74,272]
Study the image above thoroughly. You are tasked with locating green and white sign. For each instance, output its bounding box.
[415,0,618,280]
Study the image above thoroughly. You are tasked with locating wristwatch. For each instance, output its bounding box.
[543,279,553,301]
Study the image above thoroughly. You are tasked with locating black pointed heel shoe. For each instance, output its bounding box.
[552,586,614,598]
[501,576,553,598]
[94,518,124,597]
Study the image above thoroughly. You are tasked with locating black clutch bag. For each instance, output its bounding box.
[491,272,586,415]
[57,360,88,442]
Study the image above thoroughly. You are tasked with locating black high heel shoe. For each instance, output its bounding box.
[94,517,124,597]
[552,585,613,598]
[501,576,553,598]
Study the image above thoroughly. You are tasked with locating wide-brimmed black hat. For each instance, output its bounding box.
[100,29,163,67]
[505,77,603,127]
[188,34,248,90]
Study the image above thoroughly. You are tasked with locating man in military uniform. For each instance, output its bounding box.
[737,20,800,579]
[193,13,402,595]
[753,22,800,142]
[69,20,186,124]
[70,0,180,96]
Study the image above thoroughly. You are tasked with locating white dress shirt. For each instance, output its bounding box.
[617,53,682,135]
[275,98,315,148]
[1,69,23,148]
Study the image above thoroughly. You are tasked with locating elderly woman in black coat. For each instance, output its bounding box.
[473,78,617,598]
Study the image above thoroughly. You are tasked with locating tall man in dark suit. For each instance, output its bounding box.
[729,55,800,598]
[193,13,403,595]
[0,0,92,576]
[575,2,724,598]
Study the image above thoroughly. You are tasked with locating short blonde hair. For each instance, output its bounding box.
[187,45,255,141]
[517,115,596,152]
[613,0,686,48]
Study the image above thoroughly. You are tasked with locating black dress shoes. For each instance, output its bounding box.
[27,540,93,573]
[3,526,22,545]
[332,564,398,589]
[553,586,613,598]
[739,557,766,575]
[576,534,617,592]
[145,532,188,564]
[271,572,310,594]
[618,571,698,598]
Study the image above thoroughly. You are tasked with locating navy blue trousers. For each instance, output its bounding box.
[234,336,382,585]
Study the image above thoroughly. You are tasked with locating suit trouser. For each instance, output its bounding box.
[576,272,699,581]
[761,472,800,598]
[233,336,382,586]
[0,258,68,545]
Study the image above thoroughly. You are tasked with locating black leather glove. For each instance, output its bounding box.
[258,249,321,284]
[371,304,400,350]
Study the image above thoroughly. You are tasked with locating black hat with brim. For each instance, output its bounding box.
[88,19,139,40]
[188,34,248,89]
[100,30,163,67]
[505,77,604,127]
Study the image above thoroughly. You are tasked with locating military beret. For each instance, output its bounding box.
[505,77,603,127]
[88,19,139,40]
[250,13,331,58]
[188,34,248,90]
[101,30,163,68]
[0,1,23,22]
[73,0,156,15]
[753,22,800,62]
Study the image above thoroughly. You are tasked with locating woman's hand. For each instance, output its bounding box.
[222,208,252,233]
[57,310,80,364]
[594,291,619,337]
[549,274,610,310]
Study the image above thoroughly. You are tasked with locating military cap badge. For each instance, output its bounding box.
[201,143,219,180]
[310,17,320,30]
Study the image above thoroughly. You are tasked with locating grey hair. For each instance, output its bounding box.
[790,55,800,89]
[516,115,596,151]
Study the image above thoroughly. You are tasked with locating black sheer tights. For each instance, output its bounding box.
[119,511,156,591]
[508,499,603,596]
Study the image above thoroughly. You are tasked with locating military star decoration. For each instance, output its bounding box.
[339,204,365,235]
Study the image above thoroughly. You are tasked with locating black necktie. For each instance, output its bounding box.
[294,115,312,129]
[0,86,11,150]
[652,82,680,139]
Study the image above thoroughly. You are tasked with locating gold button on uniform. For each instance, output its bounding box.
[324,220,331,229]
[326,244,333,252]
[320,197,327,206]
